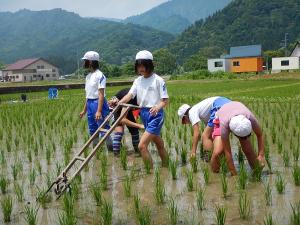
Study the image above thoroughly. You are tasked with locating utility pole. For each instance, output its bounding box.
[281,33,289,57]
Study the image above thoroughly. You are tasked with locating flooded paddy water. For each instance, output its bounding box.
[0,79,300,225]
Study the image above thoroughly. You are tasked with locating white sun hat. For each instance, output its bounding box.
[229,115,252,137]
[136,50,153,60]
[82,51,100,61]
[178,104,191,119]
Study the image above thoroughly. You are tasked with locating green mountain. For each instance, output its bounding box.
[168,0,300,63]
[124,0,232,34]
[0,9,174,73]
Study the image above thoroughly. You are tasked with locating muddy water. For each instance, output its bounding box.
[1,132,299,225]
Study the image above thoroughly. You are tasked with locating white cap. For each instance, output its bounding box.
[178,104,191,119]
[82,51,100,61]
[229,115,252,137]
[136,50,153,60]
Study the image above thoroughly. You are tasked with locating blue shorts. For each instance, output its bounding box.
[207,97,231,127]
[87,98,110,136]
[140,108,164,136]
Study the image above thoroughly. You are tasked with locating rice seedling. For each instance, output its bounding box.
[190,156,198,173]
[144,159,151,175]
[58,211,77,225]
[220,155,228,175]
[154,169,165,205]
[46,147,51,165]
[238,148,244,165]
[220,173,228,199]
[275,173,286,194]
[264,213,275,225]
[91,183,103,206]
[186,169,194,192]
[12,163,20,180]
[196,186,205,211]
[290,202,300,225]
[14,182,24,202]
[133,194,141,216]
[0,175,8,194]
[100,166,108,191]
[283,150,290,167]
[101,199,113,225]
[239,192,250,219]
[293,147,300,162]
[292,164,300,186]
[1,195,13,222]
[70,178,80,200]
[181,148,187,164]
[24,205,39,225]
[123,174,132,198]
[264,182,272,206]
[36,187,52,209]
[120,146,128,170]
[168,158,178,180]
[137,205,151,225]
[238,164,248,190]
[252,161,263,182]
[29,169,37,186]
[202,164,210,185]
[167,197,178,225]
[215,205,227,225]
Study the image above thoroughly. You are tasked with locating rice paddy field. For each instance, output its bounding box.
[0,78,300,225]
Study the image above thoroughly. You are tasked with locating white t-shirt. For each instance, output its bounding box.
[129,74,169,108]
[188,97,219,126]
[85,70,106,99]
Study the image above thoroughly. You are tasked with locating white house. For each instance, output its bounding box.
[291,41,300,57]
[2,58,59,82]
[272,57,300,73]
[207,58,230,72]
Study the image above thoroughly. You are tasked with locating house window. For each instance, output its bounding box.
[16,75,19,79]
[52,69,56,72]
[38,74,41,77]
[41,65,45,69]
[233,61,240,67]
[281,60,289,66]
[52,74,56,77]
[214,61,223,68]
[37,66,40,69]
[33,75,37,78]
[46,74,50,77]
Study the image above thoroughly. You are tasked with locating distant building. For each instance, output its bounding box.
[272,57,300,73]
[208,44,263,73]
[207,58,230,72]
[1,58,59,82]
[291,41,300,57]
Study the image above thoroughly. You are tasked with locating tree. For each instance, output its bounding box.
[0,61,5,70]
[183,54,207,72]
[153,48,177,75]
[263,49,285,70]
[121,62,135,76]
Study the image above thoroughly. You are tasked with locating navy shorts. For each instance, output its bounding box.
[140,108,164,136]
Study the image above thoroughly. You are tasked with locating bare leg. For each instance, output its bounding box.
[210,136,224,173]
[138,131,155,168]
[202,126,214,151]
[239,137,258,169]
[153,135,169,167]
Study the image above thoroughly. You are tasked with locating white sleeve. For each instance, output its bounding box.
[98,74,106,89]
[189,107,201,126]
[159,79,169,99]
[129,79,138,99]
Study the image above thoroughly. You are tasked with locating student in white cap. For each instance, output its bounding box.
[119,50,169,168]
[212,101,265,176]
[177,97,231,160]
[79,51,112,150]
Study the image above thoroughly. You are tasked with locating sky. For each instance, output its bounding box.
[0,0,168,19]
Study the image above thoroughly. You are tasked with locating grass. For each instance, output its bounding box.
[24,205,39,225]
[196,186,205,211]
[91,183,103,206]
[169,158,178,180]
[292,164,300,186]
[220,174,228,199]
[264,182,272,206]
[167,197,178,225]
[154,169,165,205]
[190,156,198,173]
[239,192,251,219]
[123,174,132,198]
[264,213,275,225]
[275,172,286,194]
[0,175,8,194]
[101,199,113,225]
[186,169,194,192]
[120,146,128,170]
[215,205,227,225]
[290,202,300,225]
[1,195,13,222]
[14,182,24,202]
[202,164,210,185]
[238,164,248,190]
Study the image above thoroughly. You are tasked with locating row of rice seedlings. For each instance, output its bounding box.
[275,173,286,194]
[190,156,198,173]
[239,192,251,219]
[196,187,205,211]
[181,148,187,165]
[264,182,272,206]
[24,205,39,225]
[123,174,132,198]
[264,213,275,225]
[220,173,228,199]
[202,164,210,185]
[91,183,103,206]
[167,197,178,225]
[154,169,165,205]
[290,202,300,225]
[58,194,77,225]
[14,182,24,202]
[120,146,128,170]
[215,205,226,225]
[186,169,194,192]
[0,174,8,194]
[100,164,108,191]
[29,169,37,186]
[238,164,248,190]
[100,199,113,225]
[283,150,290,167]
[1,195,13,222]
[133,194,151,225]
[169,158,178,180]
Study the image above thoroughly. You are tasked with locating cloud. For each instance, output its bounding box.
[0,0,167,19]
